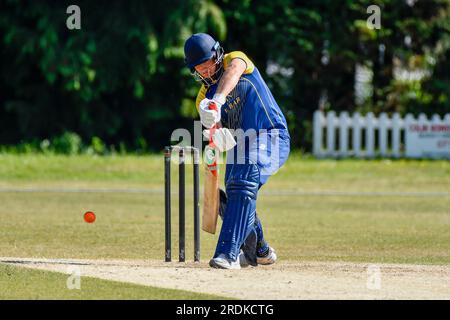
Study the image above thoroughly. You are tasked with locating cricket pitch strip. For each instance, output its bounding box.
[1,257,449,299]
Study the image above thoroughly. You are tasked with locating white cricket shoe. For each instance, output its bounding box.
[256,247,277,265]
[209,254,241,270]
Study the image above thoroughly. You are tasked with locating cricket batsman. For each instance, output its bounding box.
[184,33,291,269]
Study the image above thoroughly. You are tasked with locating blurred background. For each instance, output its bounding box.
[0,0,449,154]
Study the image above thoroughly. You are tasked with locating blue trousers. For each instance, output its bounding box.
[214,130,290,260]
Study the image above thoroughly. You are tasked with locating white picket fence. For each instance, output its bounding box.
[313,110,450,158]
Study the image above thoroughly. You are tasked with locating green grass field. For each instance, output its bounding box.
[0,153,449,298]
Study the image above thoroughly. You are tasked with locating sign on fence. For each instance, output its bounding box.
[405,114,450,158]
[313,110,450,159]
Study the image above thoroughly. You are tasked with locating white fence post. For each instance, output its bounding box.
[392,113,402,158]
[431,114,441,123]
[366,112,376,158]
[352,112,363,157]
[313,111,325,157]
[418,113,428,124]
[339,112,350,157]
[404,113,415,157]
[445,114,450,123]
[379,113,389,157]
[326,111,337,157]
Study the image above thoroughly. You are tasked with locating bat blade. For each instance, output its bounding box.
[202,165,219,234]
[202,101,221,234]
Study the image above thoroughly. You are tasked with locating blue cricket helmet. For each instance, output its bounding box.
[184,33,221,71]
[184,33,225,87]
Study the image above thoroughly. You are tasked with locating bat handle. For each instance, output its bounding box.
[207,102,219,176]
[208,102,219,145]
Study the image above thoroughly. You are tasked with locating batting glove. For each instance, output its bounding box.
[203,128,237,152]
[199,94,226,128]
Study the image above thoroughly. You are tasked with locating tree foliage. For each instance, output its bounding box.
[0,0,448,152]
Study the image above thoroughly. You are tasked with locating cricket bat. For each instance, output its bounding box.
[202,102,220,234]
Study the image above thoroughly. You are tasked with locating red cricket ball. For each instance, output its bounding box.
[84,211,96,223]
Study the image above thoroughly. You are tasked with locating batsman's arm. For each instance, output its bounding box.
[195,85,207,113]
[214,58,247,99]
